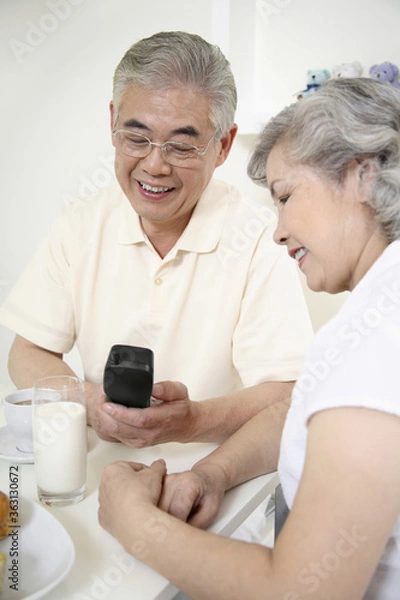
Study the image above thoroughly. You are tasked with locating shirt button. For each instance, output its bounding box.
[154,277,163,286]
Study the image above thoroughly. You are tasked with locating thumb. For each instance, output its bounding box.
[152,381,189,403]
[151,459,167,475]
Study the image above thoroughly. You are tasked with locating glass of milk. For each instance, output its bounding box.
[32,375,87,506]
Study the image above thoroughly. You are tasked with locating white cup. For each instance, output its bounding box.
[32,376,87,506]
[3,389,33,453]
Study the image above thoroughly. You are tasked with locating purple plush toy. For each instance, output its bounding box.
[369,62,400,88]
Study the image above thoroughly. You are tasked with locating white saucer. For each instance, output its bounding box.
[0,425,98,464]
[0,497,75,599]
[0,425,34,463]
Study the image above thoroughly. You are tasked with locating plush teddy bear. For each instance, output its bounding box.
[331,61,363,78]
[296,69,330,100]
[369,62,400,88]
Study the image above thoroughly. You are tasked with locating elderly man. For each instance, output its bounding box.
[0,31,313,447]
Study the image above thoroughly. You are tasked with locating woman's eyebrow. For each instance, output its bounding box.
[269,181,279,198]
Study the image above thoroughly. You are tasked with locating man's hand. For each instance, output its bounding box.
[86,380,198,447]
[86,378,292,448]
[84,381,119,441]
[159,462,228,529]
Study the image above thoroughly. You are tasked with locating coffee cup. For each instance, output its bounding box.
[3,389,33,453]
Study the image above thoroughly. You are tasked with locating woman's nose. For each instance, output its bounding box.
[273,218,288,245]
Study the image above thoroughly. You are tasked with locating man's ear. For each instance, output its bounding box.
[215,124,238,168]
[109,101,117,145]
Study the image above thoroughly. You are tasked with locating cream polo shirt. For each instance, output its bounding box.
[0,179,313,400]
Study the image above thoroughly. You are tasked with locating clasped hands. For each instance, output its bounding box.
[92,378,229,545]
[98,457,227,547]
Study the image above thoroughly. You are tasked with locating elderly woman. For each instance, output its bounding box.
[98,78,400,599]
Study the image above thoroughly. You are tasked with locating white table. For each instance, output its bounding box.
[0,386,278,600]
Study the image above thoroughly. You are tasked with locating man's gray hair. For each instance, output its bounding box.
[113,31,237,137]
[248,77,400,242]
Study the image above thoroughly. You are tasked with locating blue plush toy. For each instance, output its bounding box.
[296,69,330,100]
[369,62,400,88]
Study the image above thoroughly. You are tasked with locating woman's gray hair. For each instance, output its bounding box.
[248,78,400,241]
[113,31,237,137]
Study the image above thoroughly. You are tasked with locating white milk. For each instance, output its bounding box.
[33,401,87,493]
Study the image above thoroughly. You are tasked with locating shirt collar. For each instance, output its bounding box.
[118,192,146,245]
[178,179,230,253]
[117,179,230,253]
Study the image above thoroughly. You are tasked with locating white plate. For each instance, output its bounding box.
[0,426,34,463]
[0,497,75,599]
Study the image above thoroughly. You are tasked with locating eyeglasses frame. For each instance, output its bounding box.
[112,128,218,166]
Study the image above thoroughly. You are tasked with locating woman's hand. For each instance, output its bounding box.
[98,459,167,549]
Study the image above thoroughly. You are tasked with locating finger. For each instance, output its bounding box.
[170,493,201,522]
[122,460,164,473]
[149,460,168,488]
[187,499,219,529]
[102,402,165,432]
[150,459,167,475]
[100,403,151,439]
[102,400,142,421]
[152,380,189,402]
[103,397,180,427]
[153,458,167,466]
[126,462,147,472]
[161,476,201,521]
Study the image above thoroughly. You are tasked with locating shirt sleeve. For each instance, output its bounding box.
[232,225,314,386]
[0,210,75,354]
[300,317,400,424]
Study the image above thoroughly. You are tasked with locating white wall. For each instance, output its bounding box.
[1,0,398,384]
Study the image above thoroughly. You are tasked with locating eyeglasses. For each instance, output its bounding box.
[112,129,217,167]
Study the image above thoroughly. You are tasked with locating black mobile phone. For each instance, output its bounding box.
[103,345,154,408]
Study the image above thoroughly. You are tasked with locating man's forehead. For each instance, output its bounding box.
[115,85,212,136]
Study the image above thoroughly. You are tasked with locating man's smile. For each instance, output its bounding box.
[139,181,175,194]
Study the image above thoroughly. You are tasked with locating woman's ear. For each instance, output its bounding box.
[357,157,379,183]
[355,158,379,201]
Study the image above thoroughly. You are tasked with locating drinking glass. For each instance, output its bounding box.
[32,375,87,506]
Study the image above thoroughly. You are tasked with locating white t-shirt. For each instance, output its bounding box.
[279,240,400,599]
[0,179,313,399]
